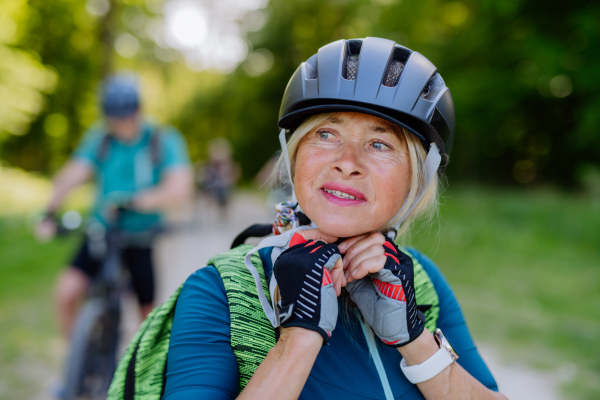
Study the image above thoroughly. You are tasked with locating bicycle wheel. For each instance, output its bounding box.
[63,298,121,400]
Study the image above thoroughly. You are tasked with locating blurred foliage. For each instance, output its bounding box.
[0,165,92,216]
[0,0,106,172]
[193,0,600,186]
[1,0,599,187]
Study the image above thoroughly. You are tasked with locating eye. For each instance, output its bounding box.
[318,130,333,140]
[372,141,391,151]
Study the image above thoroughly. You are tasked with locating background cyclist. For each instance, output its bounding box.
[196,137,241,220]
[35,72,193,338]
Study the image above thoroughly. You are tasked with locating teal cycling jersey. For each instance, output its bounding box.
[162,247,498,399]
[73,119,190,232]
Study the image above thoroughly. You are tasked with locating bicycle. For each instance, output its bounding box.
[62,208,161,400]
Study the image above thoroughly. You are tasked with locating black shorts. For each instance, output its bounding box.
[70,238,155,305]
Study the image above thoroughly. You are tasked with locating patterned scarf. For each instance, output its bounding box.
[272,201,301,235]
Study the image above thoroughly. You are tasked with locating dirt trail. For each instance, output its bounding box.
[153,192,275,302]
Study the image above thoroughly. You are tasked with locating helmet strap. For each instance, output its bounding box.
[390,142,441,239]
[279,129,297,203]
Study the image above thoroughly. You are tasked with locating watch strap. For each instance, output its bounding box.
[400,347,455,384]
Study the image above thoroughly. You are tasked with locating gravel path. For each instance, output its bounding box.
[153,192,275,303]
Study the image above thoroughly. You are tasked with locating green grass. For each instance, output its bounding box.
[0,217,79,400]
[408,186,600,399]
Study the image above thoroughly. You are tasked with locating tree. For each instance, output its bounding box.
[1,0,599,187]
[174,0,600,186]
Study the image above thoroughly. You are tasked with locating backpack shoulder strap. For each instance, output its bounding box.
[97,124,163,167]
[149,125,162,167]
[107,284,184,400]
[96,132,112,164]
[401,248,440,332]
[208,245,277,391]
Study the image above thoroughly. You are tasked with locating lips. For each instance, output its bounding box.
[321,183,366,200]
[320,183,367,207]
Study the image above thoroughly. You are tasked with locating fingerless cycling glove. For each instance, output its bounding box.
[346,237,425,347]
[273,233,341,344]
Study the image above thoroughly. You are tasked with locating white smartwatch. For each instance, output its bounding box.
[400,328,459,384]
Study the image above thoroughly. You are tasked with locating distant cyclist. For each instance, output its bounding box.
[36,72,193,338]
[196,137,240,218]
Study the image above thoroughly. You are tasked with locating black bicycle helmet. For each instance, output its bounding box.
[278,37,455,171]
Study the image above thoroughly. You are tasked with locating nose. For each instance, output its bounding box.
[331,143,366,179]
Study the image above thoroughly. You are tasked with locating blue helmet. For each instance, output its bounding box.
[101,72,140,118]
[278,37,455,172]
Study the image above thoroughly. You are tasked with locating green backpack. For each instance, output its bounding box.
[107,244,439,399]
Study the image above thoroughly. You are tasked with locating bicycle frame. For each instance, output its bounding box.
[64,209,160,400]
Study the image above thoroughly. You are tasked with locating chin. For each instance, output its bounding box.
[312,216,379,239]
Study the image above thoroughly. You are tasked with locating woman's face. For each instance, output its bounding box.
[294,112,411,238]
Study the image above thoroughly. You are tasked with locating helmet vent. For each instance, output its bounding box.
[345,55,359,80]
[383,61,404,87]
[342,40,363,80]
[305,54,318,79]
[421,73,445,101]
[382,45,411,87]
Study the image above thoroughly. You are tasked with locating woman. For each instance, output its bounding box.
[163,38,508,399]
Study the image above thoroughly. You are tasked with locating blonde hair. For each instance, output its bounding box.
[272,112,441,239]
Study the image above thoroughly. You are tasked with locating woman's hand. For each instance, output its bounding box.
[338,232,387,283]
[274,232,343,344]
[293,229,345,295]
[240,230,341,399]
[345,236,425,347]
[238,326,323,400]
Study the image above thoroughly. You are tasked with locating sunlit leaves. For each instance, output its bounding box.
[0,40,57,138]
[0,0,599,188]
